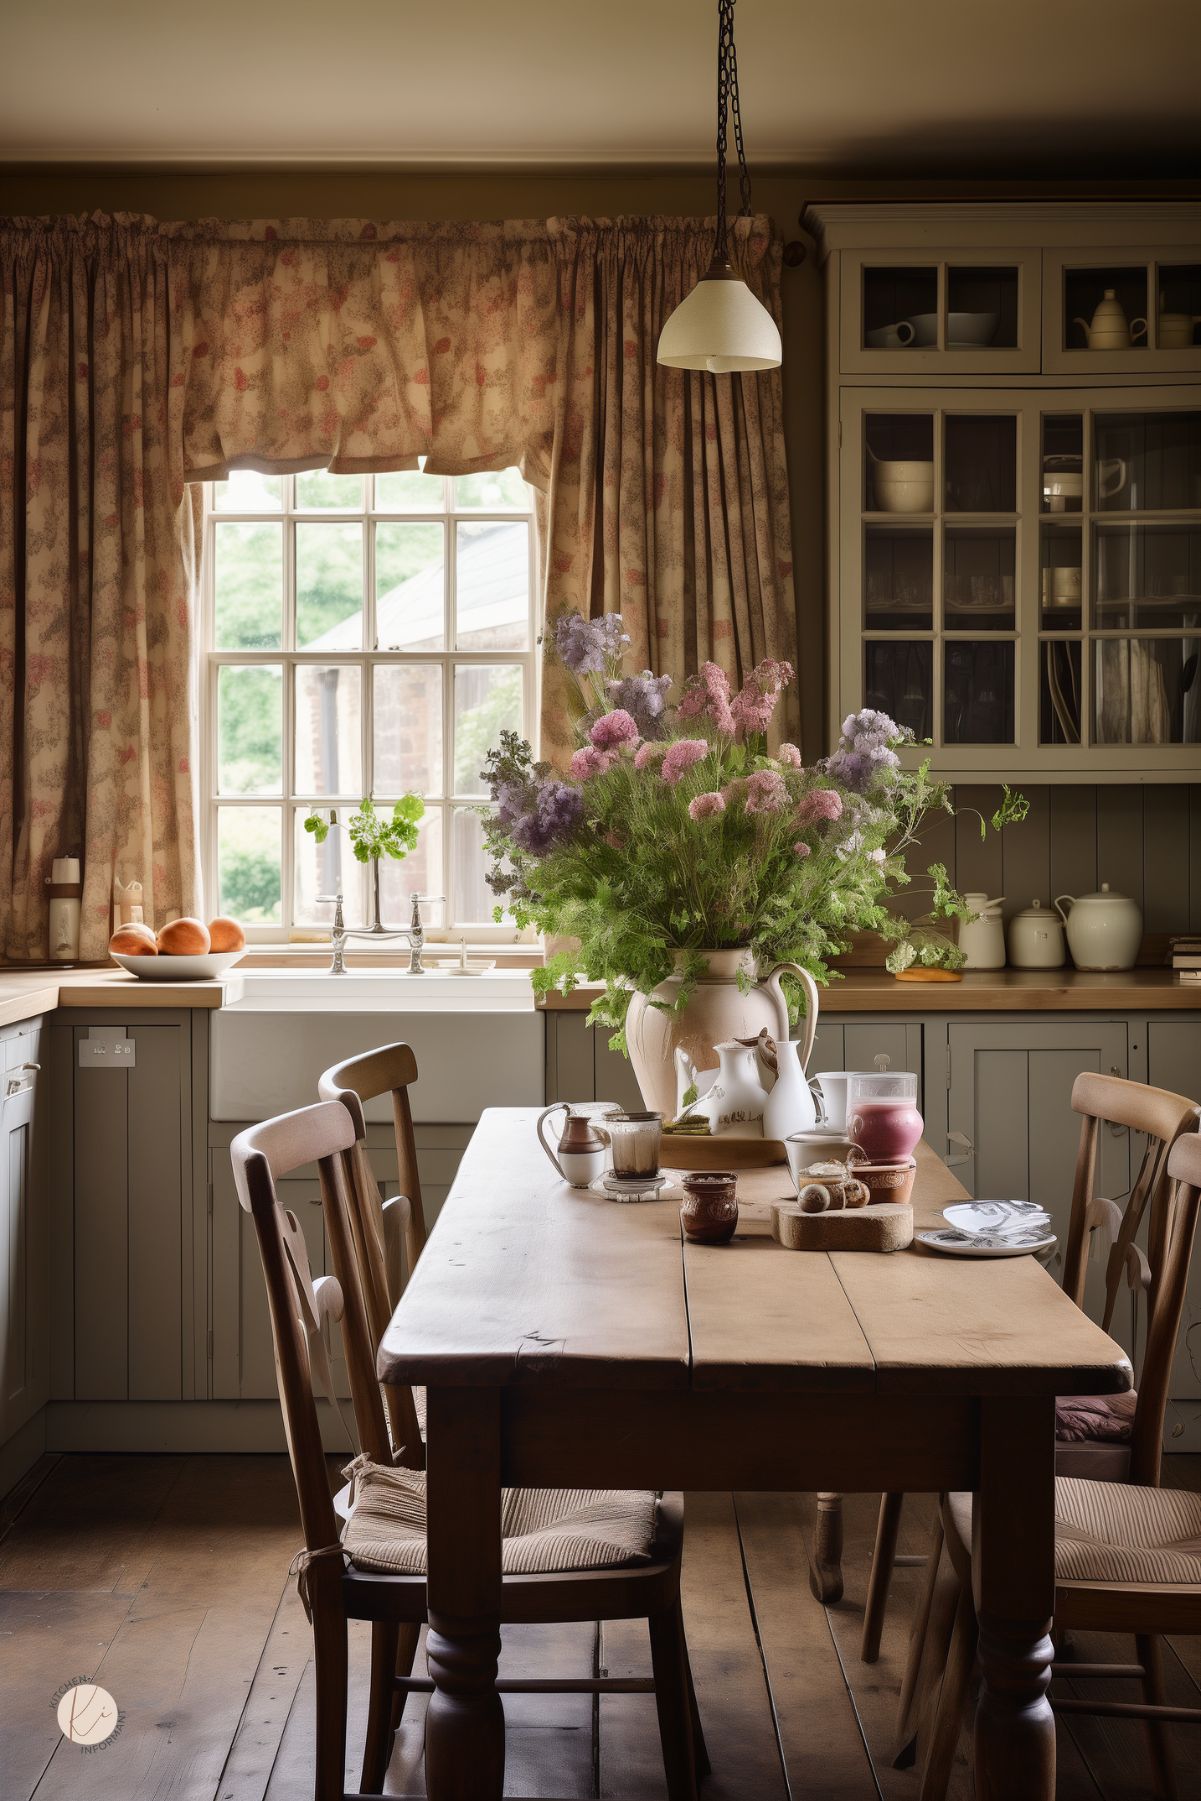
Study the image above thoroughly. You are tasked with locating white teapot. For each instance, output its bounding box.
[1074,289,1147,351]
[1054,884,1142,971]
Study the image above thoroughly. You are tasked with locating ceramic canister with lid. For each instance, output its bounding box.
[957,892,1006,969]
[1007,899,1066,970]
[1054,884,1143,972]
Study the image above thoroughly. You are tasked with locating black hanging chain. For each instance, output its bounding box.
[714,0,753,264]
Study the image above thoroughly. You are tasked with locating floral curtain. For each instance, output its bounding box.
[0,211,794,958]
[539,215,796,767]
[0,216,198,961]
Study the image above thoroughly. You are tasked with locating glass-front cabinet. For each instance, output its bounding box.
[807,202,1201,780]
[838,389,1200,778]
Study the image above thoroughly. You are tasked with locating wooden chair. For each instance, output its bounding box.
[318,1041,427,1300]
[902,1126,1201,1801]
[231,1100,708,1801]
[318,1044,428,1461]
[863,1071,1199,1668]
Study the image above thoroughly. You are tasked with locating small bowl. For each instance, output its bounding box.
[111,950,245,981]
[857,1159,917,1206]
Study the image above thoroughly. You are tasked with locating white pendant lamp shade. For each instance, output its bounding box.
[657,261,782,373]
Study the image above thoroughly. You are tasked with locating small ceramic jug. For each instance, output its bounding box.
[762,1038,819,1141]
[698,1041,770,1135]
[536,1103,612,1187]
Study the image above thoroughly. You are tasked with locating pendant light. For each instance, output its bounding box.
[657,0,782,374]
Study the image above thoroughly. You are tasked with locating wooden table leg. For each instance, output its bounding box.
[424,1386,505,1801]
[972,1396,1056,1801]
[808,1492,845,1604]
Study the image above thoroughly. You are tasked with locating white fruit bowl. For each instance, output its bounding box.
[111,950,245,981]
[873,458,934,513]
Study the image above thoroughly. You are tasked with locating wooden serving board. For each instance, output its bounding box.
[661,1133,787,1169]
[772,1200,913,1252]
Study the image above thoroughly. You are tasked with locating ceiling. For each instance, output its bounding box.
[2,0,1199,173]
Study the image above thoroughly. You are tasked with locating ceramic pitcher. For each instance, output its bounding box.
[536,1103,612,1187]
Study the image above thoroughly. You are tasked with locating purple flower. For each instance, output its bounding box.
[570,745,618,781]
[824,707,912,793]
[793,788,844,828]
[660,739,711,785]
[688,791,726,821]
[553,610,630,675]
[589,708,640,751]
[744,769,789,815]
[509,780,584,855]
[605,671,673,739]
[678,662,735,735]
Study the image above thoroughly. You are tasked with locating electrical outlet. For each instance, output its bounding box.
[78,1028,136,1068]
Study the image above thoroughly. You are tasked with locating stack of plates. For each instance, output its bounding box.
[917,1200,1055,1258]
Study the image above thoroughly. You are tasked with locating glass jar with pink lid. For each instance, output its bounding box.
[846,1063,923,1163]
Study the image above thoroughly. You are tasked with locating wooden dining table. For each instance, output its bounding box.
[377,1107,1131,1801]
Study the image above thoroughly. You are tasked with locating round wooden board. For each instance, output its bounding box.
[894,967,964,983]
[661,1133,786,1169]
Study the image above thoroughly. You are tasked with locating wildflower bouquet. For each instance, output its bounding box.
[482,612,1024,1048]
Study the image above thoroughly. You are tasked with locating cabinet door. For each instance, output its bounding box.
[0,1038,45,1441]
[73,1024,187,1401]
[945,1019,1130,1330]
[839,249,1041,376]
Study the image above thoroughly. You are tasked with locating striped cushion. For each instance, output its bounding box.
[340,1456,659,1577]
[1055,1477,1201,1586]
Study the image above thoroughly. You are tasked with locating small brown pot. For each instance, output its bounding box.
[857,1159,917,1206]
[681,1172,739,1245]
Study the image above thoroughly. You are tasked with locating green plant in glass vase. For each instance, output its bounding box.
[303,795,424,928]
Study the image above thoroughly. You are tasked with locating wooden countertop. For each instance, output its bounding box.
[538,967,1201,1013]
[0,966,241,1028]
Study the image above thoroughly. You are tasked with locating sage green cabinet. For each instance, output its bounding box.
[0,1021,48,1444]
[52,1018,194,1403]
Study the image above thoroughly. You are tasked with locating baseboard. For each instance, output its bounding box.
[43,1401,356,1456]
[0,1411,48,1499]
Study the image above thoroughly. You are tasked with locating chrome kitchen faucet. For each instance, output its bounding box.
[317,886,444,975]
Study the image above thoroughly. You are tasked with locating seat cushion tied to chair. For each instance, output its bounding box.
[341,1456,661,1577]
[1053,1475,1201,1586]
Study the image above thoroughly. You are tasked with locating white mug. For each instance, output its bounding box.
[810,1070,864,1133]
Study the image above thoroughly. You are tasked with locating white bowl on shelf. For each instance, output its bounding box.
[906,311,998,348]
[110,950,246,981]
[872,458,934,513]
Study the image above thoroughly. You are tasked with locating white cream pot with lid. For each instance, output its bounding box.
[957,892,1006,970]
[1054,884,1142,972]
[1007,900,1066,970]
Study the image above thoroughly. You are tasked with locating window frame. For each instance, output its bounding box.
[200,469,538,945]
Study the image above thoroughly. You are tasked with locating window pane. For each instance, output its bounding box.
[1041,641,1081,745]
[865,641,932,740]
[217,807,281,924]
[1093,410,1201,512]
[865,415,933,513]
[375,467,446,511]
[1094,523,1201,629]
[453,664,523,795]
[213,521,283,649]
[373,664,443,797]
[862,267,936,349]
[294,809,366,928]
[1094,638,1201,744]
[865,526,932,630]
[295,664,362,795]
[944,415,1016,512]
[217,665,282,795]
[943,642,1015,744]
[213,470,282,511]
[378,810,445,930]
[452,807,503,924]
[296,521,363,648]
[944,528,1015,629]
[453,467,528,510]
[375,522,445,649]
[295,469,363,510]
[455,521,530,650]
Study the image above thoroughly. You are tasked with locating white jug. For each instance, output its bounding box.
[684,1041,770,1136]
[762,1039,819,1142]
[1054,885,1142,971]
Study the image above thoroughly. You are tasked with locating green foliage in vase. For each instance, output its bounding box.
[480,614,1025,1049]
[304,795,424,864]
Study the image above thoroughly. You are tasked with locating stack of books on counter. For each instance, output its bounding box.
[1169,936,1201,984]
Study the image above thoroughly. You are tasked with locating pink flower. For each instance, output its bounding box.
[660,739,711,785]
[570,746,617,781]
[776,742,803,768]
[793,788,844,828]
[792,840,812,858]
[730,658,795,738]
[688,791,726,821]
[677,661,736,735]
[744,769,788,815]
[589,708,640,751]
[634,741,667,770]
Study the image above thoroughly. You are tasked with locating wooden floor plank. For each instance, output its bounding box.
[0,1453,186,1593]
[735,1490,880,1800]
